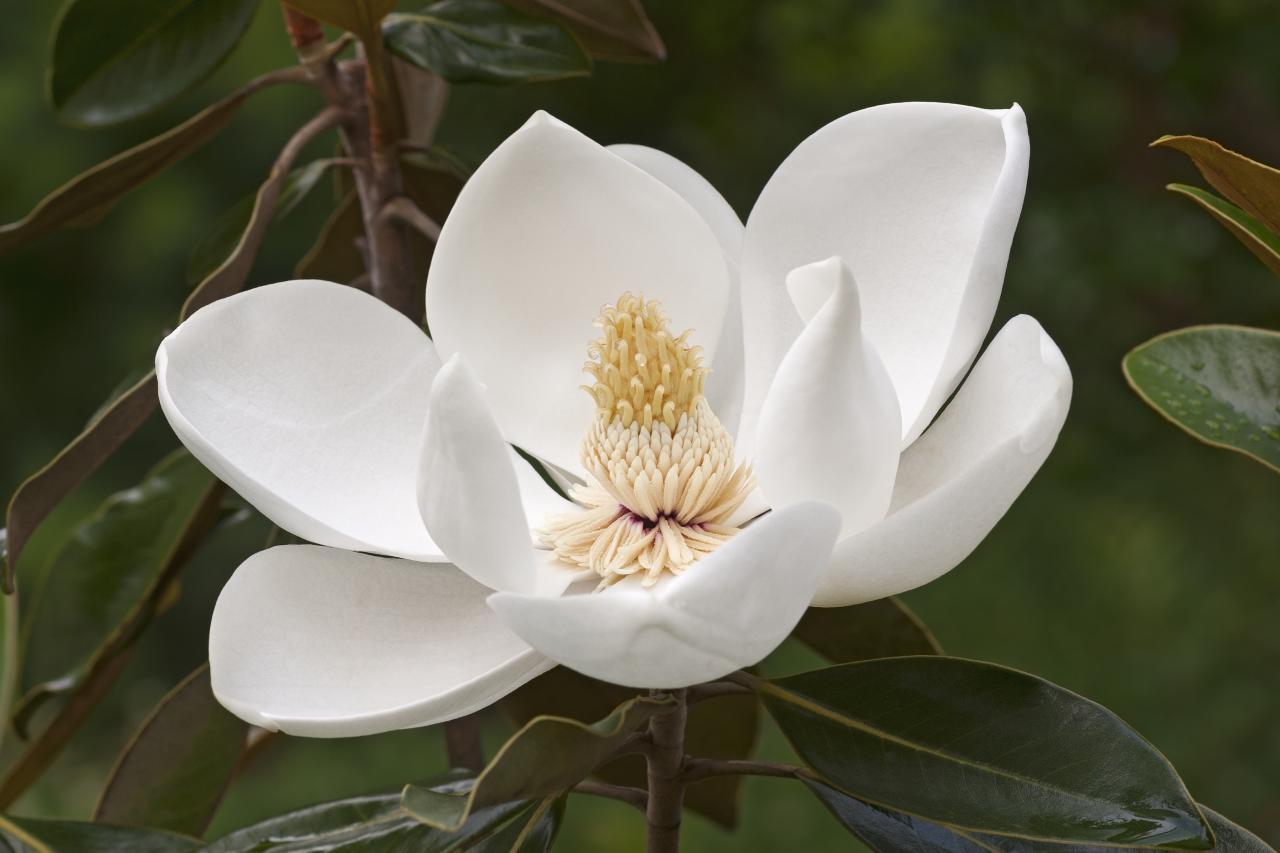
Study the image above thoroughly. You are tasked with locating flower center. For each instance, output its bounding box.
[540,293,755,587]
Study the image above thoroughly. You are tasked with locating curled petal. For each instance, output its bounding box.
[739,102,1029,451]
[813,315,1071,606]
[755,258,900,537]
[156,280,443,561]
[210,546,551,737]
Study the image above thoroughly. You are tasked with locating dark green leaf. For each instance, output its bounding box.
[757,657,1210,849]
[384,1,591,84]
[4,373,157,594]
[1153,134,1280,236]
[793,597,942,664]
[0,815,197,852]
[502,667,759,828]
[0,79,282,256]
[1124,325,1280,474]
[402,695,671,831]
[16,451,221,727]
[203,776,540,852]
[805,781,1271,853]
[187,159,339,285]
[48,0,260,127]
[500,0,664,62]
[95,663,248,836]
[1166,184,1280,277]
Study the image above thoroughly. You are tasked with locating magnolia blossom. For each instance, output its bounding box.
[155,103,1071,737]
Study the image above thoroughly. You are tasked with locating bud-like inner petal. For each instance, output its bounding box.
[540,294,755,587]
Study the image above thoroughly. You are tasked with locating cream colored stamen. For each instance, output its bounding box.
[540,294,755,587]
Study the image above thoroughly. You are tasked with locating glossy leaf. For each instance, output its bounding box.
[502,667,759,828]
[384,1,591,84]
[0,78,288,257]
[501,0,664,62]
[0,815,197,852]
[48,0,260,127]
[793,597,941,664]
[95,663,249,835]
[203,776,551,852]
[187,159,339,285]
[1154,134,1280,236]
[1166,184,1280,277]
[806,780,1272,853]
[757,657,1210,849]
[3,373,157,594]
[402,695,671,831]
[1124,325,1280,474]
[17,451,220,714]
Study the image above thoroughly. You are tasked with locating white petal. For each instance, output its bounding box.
[754,258,900,537]
[739,102,1029,452]
[209,546,551,737]
[812,315,1071,607]
[488,502,841,688]
[156,280,442,561]
[420,357,538,594]
[610,143,746,436]
[427,112,730,475]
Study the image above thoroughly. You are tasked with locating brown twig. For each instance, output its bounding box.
[573,780,648,812]
[644,689,687,853]
[380,195,441,241]
[686,681,753,704]
[681,758,802,782]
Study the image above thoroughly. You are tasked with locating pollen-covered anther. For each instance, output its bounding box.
[540,293,755,587]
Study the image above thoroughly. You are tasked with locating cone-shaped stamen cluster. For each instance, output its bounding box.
[541,294,755,587]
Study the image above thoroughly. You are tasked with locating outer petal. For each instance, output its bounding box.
[611,143,746,435]
[812,315,1071,607]
[489,501,840,688]
[156,280,443,561]
[209,546,551,737]
[738,102,1029,452]
[754,258,900,537]
[427,112,730,476]
[419,357,539,594]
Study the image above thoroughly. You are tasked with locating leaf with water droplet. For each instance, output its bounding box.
[1124,325,1280,474]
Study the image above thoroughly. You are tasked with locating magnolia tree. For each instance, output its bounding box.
[0,2,1271,852]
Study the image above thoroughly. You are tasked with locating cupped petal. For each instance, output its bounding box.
[488,501,841,688]
[738,102,1029,452]
[419,357,539,594]
[812,315,1071,607]
[427,112,730,476]
[611,143,746,436]
[156,280,443,561]
[754,258,900,537]
[209,545,551,737]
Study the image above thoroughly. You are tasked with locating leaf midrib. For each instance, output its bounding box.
[763,680,1160,818]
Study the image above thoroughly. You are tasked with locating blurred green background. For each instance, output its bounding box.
[2,1,1278,849]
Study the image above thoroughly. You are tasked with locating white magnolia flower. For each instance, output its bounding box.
[156,103,1071,738]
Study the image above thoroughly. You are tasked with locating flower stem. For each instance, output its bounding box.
[644,689,687,853]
